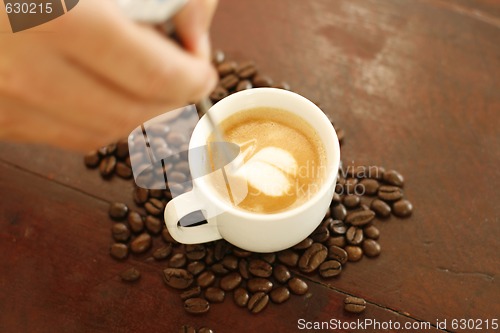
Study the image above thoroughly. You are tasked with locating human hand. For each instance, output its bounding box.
[0,0,218,151]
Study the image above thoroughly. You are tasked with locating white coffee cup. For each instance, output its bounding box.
[165,88,340,252]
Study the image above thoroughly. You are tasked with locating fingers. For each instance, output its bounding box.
[0,34,166,143]
[49,0,217,106]
[173,0,219,59]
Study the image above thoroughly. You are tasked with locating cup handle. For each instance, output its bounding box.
[164,190,222,244]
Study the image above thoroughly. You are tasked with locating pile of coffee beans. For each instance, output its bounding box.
[84,50,413,320]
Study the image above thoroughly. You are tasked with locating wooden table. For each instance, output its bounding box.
[1,0,499,332]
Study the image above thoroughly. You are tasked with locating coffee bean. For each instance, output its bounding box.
[98,146,113,158]
[197,271,215,288]
[179,325,196,333]
[168,183,185,195]
[383,170,404,187]
[238,259,250,279]
[329,219,347,235]
[298,243,328,273]
[204,247,215,265]
[163,190,173,200]
[162,228,178,244]
[359,203,370,211]
[211,263,229,275]
[149,189,163,199]
[233,287,249,307]
[187,261,206,276]
[133,187,149,205]
[343,195,360,208]
[184,297,209,314]
[362,239,381,257]
[180,286,201,300]
[166,132,186,147]
[370,199,391,217]
[174,160,190,174]
[392,199,413,217]
[232,247,252,258]
[205,287,225,303]
[310,225,330,243]
[112,223,130,242]
[198,327,214,333]
[335,182,344,194]
[153,244,173,260]
[120,267,141,282]
[344,177,359,194]
[209,85,228,102]
[247,292,269,314]
[110,243,128,260]
[324,207,332,219]
[236,61,257,78]
[248,259,273,278]
[293,237,313,250]
[236,79,252,91]
[115,138,129,158]
[145,215,162,235]
[102,142,117,155]
[345,210,375,227]
[115,162,132,179]
[212,49,225,64]
[252,74,273,88]
[217,61,236,76]
[270,286,290,304]
[84,150,100,168]
[344,296,366,313]
[326,236,346,248]
[319,260,342,278]
[220,74,239,90]
[359,179,379,196]
[127,211,144,233]
[332,192,341,204]
[363,225,380,239]
[186,244,206,261]
[99,155,116,177]
[163,268,194,289]
[150,137,167,152]
[214,240,231,261]
[222,255,238,271]
[260,252,276,265]
[346,226,364,245]
[144,198,164,216]
[273,264,291,284]
[288,277,308,295]
[109,202,128,220]
[169,253,187,268]
[130,233,152,254]
[328,245,348,264]
[345,245,363,262]
[277,249,299,267]
[220,272,242,291]
[378,185,403,202]
[247,278,273,293]
[169,171,187,184]
[332,204,347,221]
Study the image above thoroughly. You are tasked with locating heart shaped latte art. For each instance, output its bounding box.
[236,147,298,197]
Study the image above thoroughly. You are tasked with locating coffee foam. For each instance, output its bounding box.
[236,147,297,197]
[208,107,326,214]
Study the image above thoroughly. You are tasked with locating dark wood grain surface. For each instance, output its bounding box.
[1,0,499,332]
